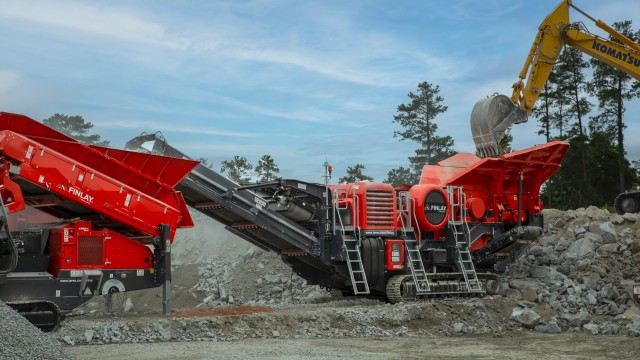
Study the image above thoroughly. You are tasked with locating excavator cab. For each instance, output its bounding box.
[470,94,528,158]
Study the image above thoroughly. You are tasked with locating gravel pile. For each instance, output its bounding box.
[503,207,640,335]
[193,247,329,307]
[0,301,73,359]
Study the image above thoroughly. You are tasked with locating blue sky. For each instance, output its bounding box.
[1,0,639,183]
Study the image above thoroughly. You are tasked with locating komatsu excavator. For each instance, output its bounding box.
[469,0,640,215]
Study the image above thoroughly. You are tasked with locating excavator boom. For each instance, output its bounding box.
[470,0,640,157]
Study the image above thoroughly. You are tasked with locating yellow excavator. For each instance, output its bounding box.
[470,0,640,214]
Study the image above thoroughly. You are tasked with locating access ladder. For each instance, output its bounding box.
[397,191,430,294]
[447,186,482,292]
[343,236,370,295]
[333,188,370,295]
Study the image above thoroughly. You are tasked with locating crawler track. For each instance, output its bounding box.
[385,273,501,304]
[8,300,62,332]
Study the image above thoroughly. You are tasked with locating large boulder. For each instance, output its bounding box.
[622,212,638,223]
[535,321,562,334]
[609,214,625,225]
[598,222,618,244]
[561,238,596,260]
[596,243,621,256]
[511,307,541,328]
[561,309,592,326]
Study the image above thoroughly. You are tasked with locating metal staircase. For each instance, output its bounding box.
[403,238,431,294]
[333,188,370,295]
[447,186,482,292]
[397,191,430,294]
[343,236,370,295]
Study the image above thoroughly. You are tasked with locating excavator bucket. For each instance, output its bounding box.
[470,94,528,158]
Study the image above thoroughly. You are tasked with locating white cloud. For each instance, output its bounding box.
[0,0,186,49]
[0,0,458,89]
[210,94,329,123]
[94,119,261,138]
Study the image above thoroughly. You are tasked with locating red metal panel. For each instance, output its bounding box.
[330,182,397,230]
[0,127,193,240]
[90,146,197,188]
[0,112,199,209]
[0,112,75,142]
[418,141,569,224]
[419,152,481,186]
[48,222,154,274]
[385,239,405,270]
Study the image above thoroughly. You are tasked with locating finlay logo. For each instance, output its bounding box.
[426,203,446,213]
[57,184,94,204]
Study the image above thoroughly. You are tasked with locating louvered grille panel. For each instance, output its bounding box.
[365,189,394,227]
[78,236,103,266]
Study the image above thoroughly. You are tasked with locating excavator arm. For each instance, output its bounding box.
[471,0,640,157]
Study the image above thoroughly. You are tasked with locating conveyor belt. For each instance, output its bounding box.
[125,134,322,256]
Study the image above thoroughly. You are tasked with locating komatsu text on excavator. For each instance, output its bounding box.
[469,0,640,214]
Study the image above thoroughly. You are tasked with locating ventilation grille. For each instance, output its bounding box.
[365,189,394,228]
[78,236,103,266]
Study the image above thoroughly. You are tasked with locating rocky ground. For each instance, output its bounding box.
[63,332,640,360]
[5,206,638,359]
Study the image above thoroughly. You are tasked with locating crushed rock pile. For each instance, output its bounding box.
[0,301,73,359]
[193,246,329,307]
[503,206,640,335]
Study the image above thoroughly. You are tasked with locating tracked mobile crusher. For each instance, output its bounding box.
[126,134,569,302]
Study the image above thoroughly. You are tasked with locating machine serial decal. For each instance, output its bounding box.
[254,196,267,209]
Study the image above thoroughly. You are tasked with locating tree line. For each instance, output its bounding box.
[533,21,640,209]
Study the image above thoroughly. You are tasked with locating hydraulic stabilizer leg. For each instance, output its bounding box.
[154,224,172,315]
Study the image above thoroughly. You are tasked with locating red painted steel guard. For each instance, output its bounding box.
[0,112,198,240]
[418,140,570,225]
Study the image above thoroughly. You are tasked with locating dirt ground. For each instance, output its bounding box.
[65,332,639,360]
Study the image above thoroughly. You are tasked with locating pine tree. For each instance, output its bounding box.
[43,114,110,146]
[533,82,553,142]
[588,20,640,193]
[550,47,594,189]
[220,156,253,184]
[255,155,280,182]
[339,164,373,184]
[384,167,416,187]
[392,81,455,178]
